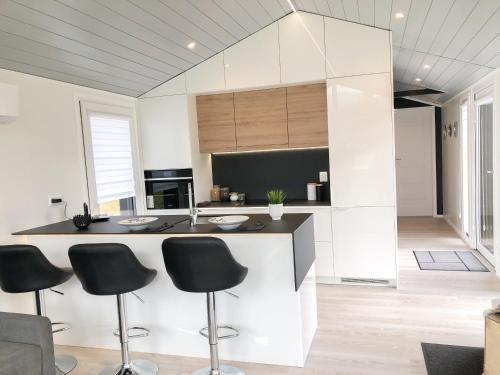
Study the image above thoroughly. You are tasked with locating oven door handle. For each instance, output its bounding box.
[145,177,193,181]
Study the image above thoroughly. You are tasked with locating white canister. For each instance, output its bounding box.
[307,183,317,201]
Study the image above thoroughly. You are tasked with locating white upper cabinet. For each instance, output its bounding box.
[224,23,280,90]
[186,53,225,94]
[279,12,326,84]
[138,95,192,170]
[328,73,395,207]
[324,18,391,77]
[140,74,186,98]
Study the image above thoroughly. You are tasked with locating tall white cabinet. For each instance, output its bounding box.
[325,20,397,284]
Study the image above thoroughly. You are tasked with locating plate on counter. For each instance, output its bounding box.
[208,215,249,231]
[118,217,158,231]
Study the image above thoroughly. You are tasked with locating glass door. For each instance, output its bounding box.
[476,94,494,261]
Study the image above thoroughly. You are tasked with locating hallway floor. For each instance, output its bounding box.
[59,217,500,374]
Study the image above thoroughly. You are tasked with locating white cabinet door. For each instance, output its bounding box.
[138,95,192,170]
[315,241,334,278]
[328,74,396,207]
[332,206,397,280]
[186,53,225,94]
[224,23,280,90]
[324,17,391,77]
[140,74,186,98]
[279,12,326,84]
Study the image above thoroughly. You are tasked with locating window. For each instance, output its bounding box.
[80,101,140,216]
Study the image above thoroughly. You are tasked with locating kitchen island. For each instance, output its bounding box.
[11,214,317,367]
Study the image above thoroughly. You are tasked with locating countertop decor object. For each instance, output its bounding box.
[118,217,158,231]
[208,215,249,230]
[220,187,230,202]
[267,189,286,220]
[230,192,239,201]
[72,203,92,230]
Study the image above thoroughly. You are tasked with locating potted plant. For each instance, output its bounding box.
[267,189,286,221]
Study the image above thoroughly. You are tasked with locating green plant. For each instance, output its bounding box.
[266,189,287,204]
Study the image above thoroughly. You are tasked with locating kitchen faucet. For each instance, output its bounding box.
[188,183,199,226]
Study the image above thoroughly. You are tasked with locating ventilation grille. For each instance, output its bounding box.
[341,278,390,285]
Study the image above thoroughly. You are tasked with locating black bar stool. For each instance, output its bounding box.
[0,244,78,374]
[162,237,248,375]
[68,243,158,375]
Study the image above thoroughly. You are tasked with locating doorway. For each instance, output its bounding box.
[475,91,494,263]
[395,106,436,216]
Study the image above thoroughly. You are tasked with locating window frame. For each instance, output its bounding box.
[79,100,143,216]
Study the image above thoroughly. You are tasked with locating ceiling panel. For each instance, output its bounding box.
[0,0,497,102]
[341,0,360,23]
[428,0,479,56]
[399,0,432,50]
[313,0,333,17]
[374,0,392,29]
[326,0,346,19]
[358,0,375,26]
[443,0,500,59]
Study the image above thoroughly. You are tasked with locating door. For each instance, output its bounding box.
[286,83,328,148]
[475,93,494,262]
[196,93,236,153]
[234,88,288,151]
[394,107,435,216]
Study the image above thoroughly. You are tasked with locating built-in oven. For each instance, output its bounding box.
[144,169,193,210]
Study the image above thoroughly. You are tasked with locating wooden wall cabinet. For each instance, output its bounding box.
[287,83,328,148]
[234,88,288,151]
[196,84,327,153]
[196,93,236,153]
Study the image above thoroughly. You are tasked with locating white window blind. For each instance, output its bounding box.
[88,113,136,204]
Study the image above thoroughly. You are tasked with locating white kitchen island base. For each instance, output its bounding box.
[6,215,318,367]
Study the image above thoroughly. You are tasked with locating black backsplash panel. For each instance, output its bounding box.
[211,148,330,202]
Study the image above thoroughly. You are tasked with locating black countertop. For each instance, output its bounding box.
[13,214,312,236]
[198,200,331,208]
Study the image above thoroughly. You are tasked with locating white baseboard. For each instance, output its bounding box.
[443,216,474,249]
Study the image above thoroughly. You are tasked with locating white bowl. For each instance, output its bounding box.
[118,217,158,231]
[208,215,249,230]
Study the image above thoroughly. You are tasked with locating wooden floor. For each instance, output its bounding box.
[59,217,500,374]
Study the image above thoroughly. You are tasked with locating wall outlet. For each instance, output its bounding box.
[319,171,328,182]
[48,195,63,206]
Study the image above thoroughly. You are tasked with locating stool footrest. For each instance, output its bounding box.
[113,326,150,339]
[51,322,71,334]
[199,325,239,340]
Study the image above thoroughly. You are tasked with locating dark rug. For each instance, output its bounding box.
[421,343,484,375]
[414,251,489,272]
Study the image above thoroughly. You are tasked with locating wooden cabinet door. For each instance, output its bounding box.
[234,88,288,151]
[287,83,328,148]
[196,93,236,153]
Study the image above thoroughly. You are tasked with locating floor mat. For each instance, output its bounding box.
[421,343,484,375]
[413,251,489,272]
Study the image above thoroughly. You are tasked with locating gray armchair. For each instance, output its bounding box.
[0,312,56,375]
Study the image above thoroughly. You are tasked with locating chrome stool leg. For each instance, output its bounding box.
[192,292,245,375]
[99,294,158,375]
[34,290,78,374]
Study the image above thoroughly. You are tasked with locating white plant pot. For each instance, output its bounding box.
[269,203,284,221]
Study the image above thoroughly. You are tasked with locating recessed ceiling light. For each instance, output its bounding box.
[423,64,431,69]
[394,12,405,19]
[415,78,422,82]
[187,42,196,49]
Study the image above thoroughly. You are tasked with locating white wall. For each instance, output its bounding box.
[442,68,500,268]
[0,68,137,244]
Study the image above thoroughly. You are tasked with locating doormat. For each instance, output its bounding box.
[421,343,484,375]
[413,251,489,272]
